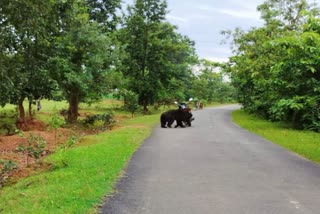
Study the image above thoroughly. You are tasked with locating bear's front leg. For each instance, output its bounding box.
[175,120,185,128]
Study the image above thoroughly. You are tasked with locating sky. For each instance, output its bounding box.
[165,0,266,62]
[123,0,266,62]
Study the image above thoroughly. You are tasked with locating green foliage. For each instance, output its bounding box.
[16,133,47,165]
[66,135,78,148]
[227,0,320,132]
[0,109,17,135]
[120,0,197,111]
[48,6,118,123]
[0,0,120,122]
[0,114,160,213]
[82,113,115,130]
[48,111,65,130]
[85,0,121,31]
[0,160,18,188]
[123,90,140,117]
[48,110,66,144]
[190,59,236,103]
[0,0,62,119]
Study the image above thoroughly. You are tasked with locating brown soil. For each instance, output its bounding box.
[0,119,74,186]
[0,112,129,188]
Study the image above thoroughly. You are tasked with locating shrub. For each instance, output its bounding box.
[16,133,47,166]
[0,160,18,188]
[82,113,115,130]
[123,91,140,117]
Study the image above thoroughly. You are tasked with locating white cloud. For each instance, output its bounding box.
[166,14,188,23]
[219,8,260,19]
[196,5,260,19]
[203,56,229,63]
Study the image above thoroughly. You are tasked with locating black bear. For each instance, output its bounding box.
[160,108,193,128]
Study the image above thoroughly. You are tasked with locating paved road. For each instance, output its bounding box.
[101,105,320,214]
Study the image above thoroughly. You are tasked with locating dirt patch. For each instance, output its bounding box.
[0,120,74,186]
[0,112,129,187]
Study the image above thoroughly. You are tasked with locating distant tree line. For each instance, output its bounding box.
[225,0,320,131]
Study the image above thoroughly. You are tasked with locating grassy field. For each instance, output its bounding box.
[0,112,160,213]
[232,109,320,163]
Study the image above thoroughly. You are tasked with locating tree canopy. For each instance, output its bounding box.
[119,0,197,111]
[0,0,234,125]
[227,0,320,131]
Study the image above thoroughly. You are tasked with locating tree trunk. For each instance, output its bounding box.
[18,97,25,121]
[67,94,79,124]
[143,98,148,113]
[16,97,27,130]
[28,100,33,119]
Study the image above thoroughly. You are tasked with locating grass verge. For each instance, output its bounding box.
[0,114,160,214]
[232,109,320,163]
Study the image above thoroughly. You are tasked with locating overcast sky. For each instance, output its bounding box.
[165,0,266,62]
[123,0,266,62]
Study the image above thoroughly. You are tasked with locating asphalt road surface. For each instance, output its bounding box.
[100,105,320,214]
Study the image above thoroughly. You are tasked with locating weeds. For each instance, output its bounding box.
[82,113,115,130]
[15,133,47,166]
[0,160,18,188]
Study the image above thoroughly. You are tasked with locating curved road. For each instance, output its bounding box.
[101,105,320,214]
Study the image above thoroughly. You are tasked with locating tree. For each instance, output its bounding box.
[120,0,197,111]
[85,0,121,31]
[226,0,320,130]
[267,19,320,129]
[48,2,118,123]
[190,60,235,103]
[0,0,61,122]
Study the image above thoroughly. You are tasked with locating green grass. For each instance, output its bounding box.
[0,99,124,124]
[232,109,320,163]
[0,114,160,214]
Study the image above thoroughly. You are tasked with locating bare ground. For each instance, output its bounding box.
[0,120,73,186]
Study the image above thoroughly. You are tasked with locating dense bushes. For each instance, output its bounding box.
[228,0,320,131]
[82,113,115,130]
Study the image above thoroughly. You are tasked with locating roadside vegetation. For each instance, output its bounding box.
[232,110,320,164]
[225,0,320,132]
[0,110,160,214]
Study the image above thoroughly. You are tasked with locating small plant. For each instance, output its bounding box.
[82,112,115,130]
[0,123,17,135]
[65,135,78,148]
[16,133,47,166]
[91,119,105,130]
[0,160,18,188]
[123,90,140,117]
[48,110,65,144]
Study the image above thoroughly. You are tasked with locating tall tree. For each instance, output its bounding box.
[227,0,320,130]
[49,1,118,123]
[190,60,235,103]
[121,0,197,111]
[85,0,121,31]
[0,0,61,121]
